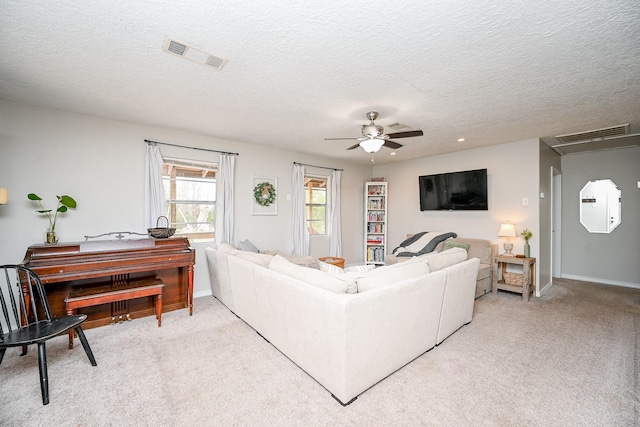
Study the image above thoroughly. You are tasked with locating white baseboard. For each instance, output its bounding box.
[538,281,553,296]
[560,274,640,290]
[194,289,213,299]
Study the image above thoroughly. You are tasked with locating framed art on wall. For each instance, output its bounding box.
[251,176,277,215]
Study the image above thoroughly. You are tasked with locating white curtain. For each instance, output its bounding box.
[145,143,166,228]
[215,153,235,245]
[329,169,342,257]
[292,164,309,256]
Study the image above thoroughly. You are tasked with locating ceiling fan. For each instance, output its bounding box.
[325,111,424,153]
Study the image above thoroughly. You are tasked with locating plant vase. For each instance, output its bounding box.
[45,231,58,244]
[28,193,77,245]
[524,242,530,258]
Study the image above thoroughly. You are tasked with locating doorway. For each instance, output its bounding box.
[551,167,562,280]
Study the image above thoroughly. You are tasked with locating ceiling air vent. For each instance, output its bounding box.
[167,39,187,56]
[162,37,227,71]
[549,123,639,155]
[555,124,629,144]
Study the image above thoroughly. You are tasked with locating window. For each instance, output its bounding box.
[162,158,216,240]
[304,176,327,235]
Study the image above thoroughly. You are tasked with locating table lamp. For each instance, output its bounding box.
[0,188,8,205]
[498,221,516,256]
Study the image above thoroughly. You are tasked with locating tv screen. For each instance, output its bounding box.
[419,168,488,211]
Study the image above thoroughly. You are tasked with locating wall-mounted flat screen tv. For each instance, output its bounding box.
[419,168,488,211]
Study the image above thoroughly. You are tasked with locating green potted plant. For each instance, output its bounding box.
[28,193,77,244]
[520,228,533,258]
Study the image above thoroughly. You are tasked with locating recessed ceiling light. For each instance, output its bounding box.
[390,152,396,155]
[457,138,465,142]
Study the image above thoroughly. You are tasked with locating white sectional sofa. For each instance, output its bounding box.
[205,245,480,405]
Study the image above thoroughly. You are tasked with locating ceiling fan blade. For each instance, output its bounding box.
[324,137,359,141]
[346,142,362,150]
[386,130,424,139]
[383,140,403,150]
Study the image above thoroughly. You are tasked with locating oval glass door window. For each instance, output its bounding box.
[579,179,621,233]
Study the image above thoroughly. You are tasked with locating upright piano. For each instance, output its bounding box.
[22,237,195,331]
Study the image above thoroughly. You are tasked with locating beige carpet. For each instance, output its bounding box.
[1,278,638,426]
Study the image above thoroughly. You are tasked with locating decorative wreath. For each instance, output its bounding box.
[253,181,276,207]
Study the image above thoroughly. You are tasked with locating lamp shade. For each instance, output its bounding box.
[498,222,516,238]
[0,188,7,205]
[359,138,385,153]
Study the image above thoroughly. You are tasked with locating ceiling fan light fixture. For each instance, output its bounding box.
[362,123,384,137]
[360,137,385,153]
[325,111,423,154]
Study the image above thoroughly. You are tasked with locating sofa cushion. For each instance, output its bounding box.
[477,263,491,281]
[436,238,493,265]
[269,255,356,294]
[264,251,319,269]
[356,257,430,292]
[392,231,457,257]
[217,242,239,255]
[422,247,468,272]
[284,253,320,269]
[236,251,274,267]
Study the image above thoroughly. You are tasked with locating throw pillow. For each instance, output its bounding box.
[237,239,259,253]
[344,264,376,274]
[443,241,471,252]
[319,261,344,275]
[319,262,365,287]
[392,231,457,257]
[269,255,356,294]
[275,251,320,269]
[422,247,467,271]
[356,258,430,292]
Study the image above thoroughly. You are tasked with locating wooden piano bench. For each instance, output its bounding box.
[64,278,164,349]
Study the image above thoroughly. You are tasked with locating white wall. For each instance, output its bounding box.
[15,99,633,297]
[372,139,541,287]
[0,101,371,297]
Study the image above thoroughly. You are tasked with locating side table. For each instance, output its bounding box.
[492,255,536,302]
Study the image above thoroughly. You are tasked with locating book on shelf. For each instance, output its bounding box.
[367,223,384,233]
[367,186,385,196]
[367,212,385,221]
[366,246,385,263]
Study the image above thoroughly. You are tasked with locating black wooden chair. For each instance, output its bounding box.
[0,265,97,405]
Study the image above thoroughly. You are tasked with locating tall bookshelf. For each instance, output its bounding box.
[365,182,387,265]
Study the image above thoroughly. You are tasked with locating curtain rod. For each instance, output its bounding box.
[293,162,343,171]
[145,139,239,156]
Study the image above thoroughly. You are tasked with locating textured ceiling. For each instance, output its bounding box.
[1,1,639,164]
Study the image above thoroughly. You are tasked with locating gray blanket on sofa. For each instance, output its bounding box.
[392,231,457,257]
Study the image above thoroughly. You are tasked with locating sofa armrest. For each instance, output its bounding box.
[436,257,481,344]
[205,247,235,311]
